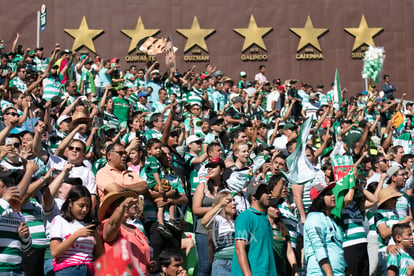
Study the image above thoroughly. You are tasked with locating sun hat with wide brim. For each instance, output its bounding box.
[69,110,92,130]
[377,186,402,207]
[98,191,138,221]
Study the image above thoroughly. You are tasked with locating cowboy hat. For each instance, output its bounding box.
[98,191,137,221]
[69,110,92,130]
[377,187,402,207]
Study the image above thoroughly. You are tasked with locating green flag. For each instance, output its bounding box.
[333,69,342,109]
[331,169,355,218]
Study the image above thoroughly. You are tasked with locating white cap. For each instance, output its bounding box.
[239,71,247,77]
[186,135,204,146]
[56,115,72,126]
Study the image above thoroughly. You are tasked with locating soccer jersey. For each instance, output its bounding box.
[375,209,400,252]
[387,248,414,275]
[341,201,368,248]
[0,199,31,272]
[10,77,27,92]
[42,74,63,101]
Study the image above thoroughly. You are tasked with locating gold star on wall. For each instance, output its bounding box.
[121,17,160,54]
[64,16,104,54]
[345,15,383,51]
[234,15,272,52]
[290,15,328,52]
[176,16,215,53]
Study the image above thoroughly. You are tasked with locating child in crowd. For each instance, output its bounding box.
[387,223,414,276]
[142,138,176,237]
[49,186,104,275]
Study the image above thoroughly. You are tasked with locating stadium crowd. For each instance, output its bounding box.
[0,34,414,276]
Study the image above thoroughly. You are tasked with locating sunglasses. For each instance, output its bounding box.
[112,150,127,156]
[68,146,83,152]
[5,112,18,117]
[12,142,20,148]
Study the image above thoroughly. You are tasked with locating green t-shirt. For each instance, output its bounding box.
[112,96,130,124]
[232,207,277,275]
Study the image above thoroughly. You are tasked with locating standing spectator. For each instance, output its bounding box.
[49,185,104,275]
[382,74,396,100]
[254,65,267,84]
[0,170,32,275]
[304,183,347,276]
[232,181,277,275]
[201,190,236,276]
[99,191,152,276]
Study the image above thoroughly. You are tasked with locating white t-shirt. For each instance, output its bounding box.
[49,215,95,272]
[266,90,280,112]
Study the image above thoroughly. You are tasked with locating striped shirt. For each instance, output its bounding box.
[212,215,235,260]
[49,215,95,273]
[375,209,400,252]
[21,198,48,249]
[0,199,32,271]
[42,74,63,101]
[387,248,414,275]
[278,201,298,249]
[9,77,27,93]
[341,201,368,248]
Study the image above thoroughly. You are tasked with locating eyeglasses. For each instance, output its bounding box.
[396,173,408,177]
[12,142,20,148]
[5,112,18,117]
[112,150,127,156]
[68,146,83,152]
[193,141,202,145]
[379,159,388,163]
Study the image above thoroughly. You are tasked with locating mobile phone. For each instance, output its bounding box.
[5,137,13,145]
[90,220,100,230]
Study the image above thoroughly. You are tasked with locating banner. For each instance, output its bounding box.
[331,155,354,181]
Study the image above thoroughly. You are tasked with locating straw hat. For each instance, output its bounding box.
[98,191,137,221]
[69,110,92,130]
[377,187,402,207]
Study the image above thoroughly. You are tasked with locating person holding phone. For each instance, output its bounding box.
[49,185,104,275]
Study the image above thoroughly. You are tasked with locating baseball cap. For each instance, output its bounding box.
[205,158,225,169]
[387,165,403,178]
[239,71,247,77]
[110,57,120,63]
[56,115,72,126]
[151,69,160,75]
[209,117,224,126]
[283,122,296,130]
[233,96,245,103]
[137,91,149,98]
[310,182,336,201]
[186,135,204,145]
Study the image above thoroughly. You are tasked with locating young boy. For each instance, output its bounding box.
[387,223,414,276]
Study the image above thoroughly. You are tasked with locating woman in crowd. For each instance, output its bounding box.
[49,185,104,276]
[304,183,347,276]
[192,158,227,276]
[201,190,236,276]
[99,191,152,275]
[267,198,299,276]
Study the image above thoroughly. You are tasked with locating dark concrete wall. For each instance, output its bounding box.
[2,0,413,98]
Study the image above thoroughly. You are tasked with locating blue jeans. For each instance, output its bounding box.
[195,233,211,276]
[44,258,54,276]
[212,259,232,276]
[55,264,92,276]
[377,251,387,276]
